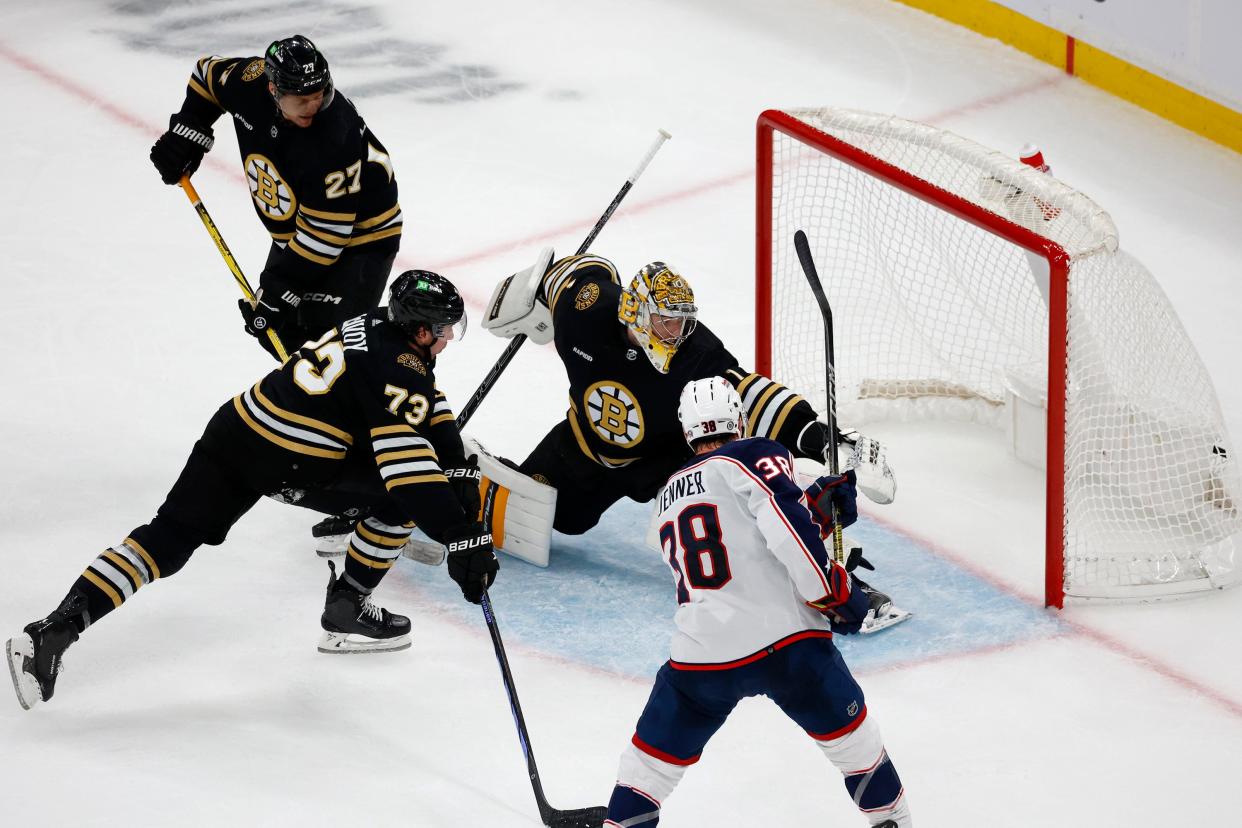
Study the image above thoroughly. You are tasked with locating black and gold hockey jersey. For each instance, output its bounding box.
[224,310,467,540]
[177,55,401,281]
[539,255,822,467]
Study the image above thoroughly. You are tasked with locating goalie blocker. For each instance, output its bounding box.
[464,436,557,567]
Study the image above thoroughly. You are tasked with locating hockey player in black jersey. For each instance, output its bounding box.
[149,34,402,361]
[480,251,909,632]
[5,272,497,711]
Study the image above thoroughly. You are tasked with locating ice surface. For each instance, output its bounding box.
[2,1,1240,826]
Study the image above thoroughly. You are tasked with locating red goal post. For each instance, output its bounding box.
[755,108,1240,607]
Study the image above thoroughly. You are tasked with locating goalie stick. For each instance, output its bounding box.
[456,128,672,428]
[793,229,846,565]
[481,590,608,828]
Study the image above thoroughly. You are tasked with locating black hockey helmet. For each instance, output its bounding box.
[264,35,335,106]
[388,270,467,342]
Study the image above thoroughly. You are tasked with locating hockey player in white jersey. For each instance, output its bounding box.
[603,377,911,827]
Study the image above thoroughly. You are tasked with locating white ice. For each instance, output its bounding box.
[1,1,1240,826]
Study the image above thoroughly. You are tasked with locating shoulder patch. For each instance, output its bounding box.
[241,59,265,82]
[574,282,600,311]
[397,353,427,375]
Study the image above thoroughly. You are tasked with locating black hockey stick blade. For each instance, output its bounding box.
[542,804,609,828]
[793,229,831,320]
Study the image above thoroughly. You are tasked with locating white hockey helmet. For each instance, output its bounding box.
[618,262,697,374]
[678,377,747,448]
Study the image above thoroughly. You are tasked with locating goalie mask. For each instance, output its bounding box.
[678,377,746,449]
[619,262,697,373]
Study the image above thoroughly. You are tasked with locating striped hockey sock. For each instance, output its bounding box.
[342,518,413,592]
[70,538,161,630]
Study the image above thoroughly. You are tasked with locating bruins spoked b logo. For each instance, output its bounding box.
[245,153,296,220]
[585,381,644,449]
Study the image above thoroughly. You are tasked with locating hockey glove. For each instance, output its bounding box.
[810,567,870,636]
[805,469,858,538]
[239,282,301,360]
[445,523,498,604]
[444,455,483,521]
[150,115,214,185]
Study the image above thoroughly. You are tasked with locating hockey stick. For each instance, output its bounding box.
[793,229,845,565]
[179,175,291,363]
[456,129,672,428]
[481,590,608,828]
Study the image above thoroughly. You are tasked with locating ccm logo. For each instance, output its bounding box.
[304,293,342,304]
[447,534,492,553]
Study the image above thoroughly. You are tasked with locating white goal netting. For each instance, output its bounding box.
[761,108,1240,602]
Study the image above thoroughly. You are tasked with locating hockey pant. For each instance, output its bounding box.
[257,243,396,359]
[606,634,909,827]
[58,402,411,631]
[518,419,686,535]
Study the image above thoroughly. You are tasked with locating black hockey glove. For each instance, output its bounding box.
[239,281,302,360]
[805,469,858,538]
[149,115,214,185]
[444,523,498,604]
[444,455,482,521]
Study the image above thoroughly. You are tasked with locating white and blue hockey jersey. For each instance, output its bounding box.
[646,437,852,665]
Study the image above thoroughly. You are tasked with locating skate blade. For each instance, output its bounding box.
[317,630,412,655]
[6,634,39,710]
[314,535,349,558]
[401,539,445,566]
[860,605,913,635]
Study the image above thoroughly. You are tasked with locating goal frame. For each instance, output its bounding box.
[755,109,1072,608]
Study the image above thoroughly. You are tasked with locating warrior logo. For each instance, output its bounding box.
[245,154,296,220]
[584,380,644,449]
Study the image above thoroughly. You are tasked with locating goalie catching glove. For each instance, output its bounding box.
[481,247,556,344]
[797,422,896,505]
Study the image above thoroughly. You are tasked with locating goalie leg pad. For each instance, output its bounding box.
[464,435,557,567]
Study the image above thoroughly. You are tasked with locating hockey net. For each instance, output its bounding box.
[756,108,1240,606]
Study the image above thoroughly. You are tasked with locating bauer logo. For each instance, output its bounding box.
[488,276,512,321]
[447,534,493,553]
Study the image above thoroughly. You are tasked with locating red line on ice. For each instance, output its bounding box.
[7,42,1235,721]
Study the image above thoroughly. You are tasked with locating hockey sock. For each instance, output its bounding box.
[69,538,162,632]
[814,713,910,826]
[342,518,413,592]
[604,784,661,827]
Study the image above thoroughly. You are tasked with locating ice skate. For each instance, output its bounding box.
[855,578,912,635]
[312,513,356,558]
[7,615,79,710]
[318,561,411,654]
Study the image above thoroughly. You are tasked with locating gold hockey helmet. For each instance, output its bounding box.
[619,261,698,373]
